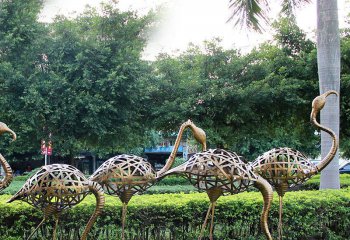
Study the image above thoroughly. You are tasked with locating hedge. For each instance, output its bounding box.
[297,174,350,190]
[0,187,349,240]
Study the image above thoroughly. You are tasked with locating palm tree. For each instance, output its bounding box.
[227,0,340,189]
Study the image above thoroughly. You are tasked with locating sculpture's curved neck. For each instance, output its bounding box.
[81,181,105,240]
[0,154,13,191]
[157,122,191,177]
[311,109,338,172]
[254,176,273,240]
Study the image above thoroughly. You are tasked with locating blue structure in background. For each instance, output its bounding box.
[144,145,187,170]
[144,146,184,154]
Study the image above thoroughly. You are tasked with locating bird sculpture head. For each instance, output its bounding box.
[0,122,16,141]
[310,90,338,120]
[187,119,207,151]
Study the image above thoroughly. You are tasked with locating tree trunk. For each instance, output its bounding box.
[317,0,340,189]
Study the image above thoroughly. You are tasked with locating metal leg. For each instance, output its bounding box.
[198,203,212,240]
[209,201,216,240]
[121,203,128,240]
[27,218,46,240]
[52,216,59,240]
[278,196,283,240]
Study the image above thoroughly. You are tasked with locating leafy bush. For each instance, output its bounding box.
[147,185,197,194]
[0,180,25,195]
[155,175,190,186]
[296,174,350,190]
[1,188,349,240]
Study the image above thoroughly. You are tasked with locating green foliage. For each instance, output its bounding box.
[153,175,190,186]
[272,17,314,56]
[298,174,350,191]
[146,184,197,194]
[0,3,349,164]
[340,24,350,157]
[0,1,156,161]
[172,157,186,168]
[1,188,350,239]
[149,33,319,159]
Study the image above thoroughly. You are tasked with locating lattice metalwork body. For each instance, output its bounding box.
[10,164,91,210]
[168,149,258,195]
[164,149,273,240]
[251,147,316,196]
[90,154,156,203]
[8,164,105,240]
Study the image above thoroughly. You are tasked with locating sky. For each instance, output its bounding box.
[40,0,349,60]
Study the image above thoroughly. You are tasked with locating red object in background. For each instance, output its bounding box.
[47,141,53,156]
[41,140,46,155]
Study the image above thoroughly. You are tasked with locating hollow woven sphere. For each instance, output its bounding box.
[10,164,90,211]
[89,154,156,197]
[170,149,258,194]
[251,147,317,192]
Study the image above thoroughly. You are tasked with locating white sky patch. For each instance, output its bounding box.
[40,0,349,60]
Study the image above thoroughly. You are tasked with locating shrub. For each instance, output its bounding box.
[0,188,349,240]
[146,185,197,194]
[155,175,190,186]
[296,174,350,190]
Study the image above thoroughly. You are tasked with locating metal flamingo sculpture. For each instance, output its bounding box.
[250,90,339,240]
[7,164,105,240]
[162,148,273,240]
[0,122,16,192]
[89,119,206,240]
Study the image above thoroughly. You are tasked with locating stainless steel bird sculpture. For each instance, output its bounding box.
[162,148,273,240]
[8,164,105,240]
[89,119,207,240]
[250,90,339,240]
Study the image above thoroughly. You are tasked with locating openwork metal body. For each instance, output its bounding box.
[89,119,207,240]
[8,164,105,240]
[251,90,339,240]
[164,149,273,240]
[90,154,156,204]
[0,122,16,192]
[251,147,316,197]
[168,149,257,195]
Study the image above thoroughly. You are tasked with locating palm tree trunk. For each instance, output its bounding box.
[317,0,340,189]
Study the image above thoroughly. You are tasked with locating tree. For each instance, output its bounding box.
[228,0,341,189]
[0,0,46,160]
[0,2,156,163]
[151,36,318,159]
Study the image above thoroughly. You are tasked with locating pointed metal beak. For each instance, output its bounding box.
[323,90,338,98]
[8,129,16,141]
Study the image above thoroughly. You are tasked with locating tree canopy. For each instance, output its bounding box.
[0,0,349,163]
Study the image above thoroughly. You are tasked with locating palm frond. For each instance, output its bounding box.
[227,0,270,32]
[227,0,312,32]
[281,0,312,17]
